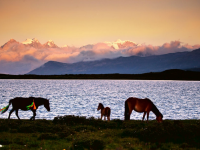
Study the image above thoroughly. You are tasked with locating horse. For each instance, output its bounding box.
[0,97,50,120]
[97,103,111,121]
[124,97,163,122]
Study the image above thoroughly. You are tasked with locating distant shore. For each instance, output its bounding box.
[0,69,200,81]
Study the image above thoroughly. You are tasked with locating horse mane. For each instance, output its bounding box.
[99,103,104,109]
[29,97,48,101]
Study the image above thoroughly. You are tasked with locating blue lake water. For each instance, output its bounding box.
[0,79,200,120]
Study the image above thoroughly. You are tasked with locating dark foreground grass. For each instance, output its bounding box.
[0,116,200,150]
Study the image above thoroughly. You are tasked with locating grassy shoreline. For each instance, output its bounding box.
[0,116,200,150]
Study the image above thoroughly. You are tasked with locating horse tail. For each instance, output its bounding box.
[124,100,130,120]
[108,108,111,117]
[0,99,12,114]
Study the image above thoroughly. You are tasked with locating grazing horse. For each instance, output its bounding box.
[97,103,111,121]
[124,97,163,122]
[0,97,50,120]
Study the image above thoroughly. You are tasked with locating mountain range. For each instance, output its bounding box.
[1,38,200,75]
[27,48,200,75]
[1,38,140,50]
[1,38,58,50]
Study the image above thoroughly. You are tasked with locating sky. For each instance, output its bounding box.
[0,0,200,47]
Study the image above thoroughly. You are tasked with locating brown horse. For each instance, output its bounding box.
[124,97,163,122]
[97,103,111,121]
[1,97,50,120]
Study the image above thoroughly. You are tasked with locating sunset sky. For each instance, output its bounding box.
[1,0,200,47]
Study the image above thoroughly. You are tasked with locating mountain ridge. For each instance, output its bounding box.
[1,38,138,49]
[27,48,200,75]
[1,38,59,49]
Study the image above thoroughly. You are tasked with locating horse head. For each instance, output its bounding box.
[97,103,104,111]
[156,113,163,123]
[44,99,50,111]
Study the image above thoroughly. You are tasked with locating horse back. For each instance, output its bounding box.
[104,107,111,117]
[11,97,34,110]
[126,97,153,112]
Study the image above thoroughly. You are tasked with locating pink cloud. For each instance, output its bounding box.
[0,40,200,74]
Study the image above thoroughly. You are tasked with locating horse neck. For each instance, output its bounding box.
[34,98,44,106]
[151,103,161,117]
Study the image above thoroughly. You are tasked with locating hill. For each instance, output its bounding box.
[28,48,200,75]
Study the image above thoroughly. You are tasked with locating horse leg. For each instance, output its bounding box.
[146,111,150,122]
[100,114,103,120]
[142,112,146,121]
[104,116,106,121]
[107,116,110,121]
[15,109,21,120]
[8,108,15,120]
[30,110,36,120]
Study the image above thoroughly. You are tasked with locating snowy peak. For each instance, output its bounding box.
[44,40,58,48]
[105,39,138,49]
[2,38,139,50]
[1,38,60,50]
[22,38,34,44]
[62,45,68,48]
[22,38,58,48]
[22,38,39,45]
[22,38,43,48]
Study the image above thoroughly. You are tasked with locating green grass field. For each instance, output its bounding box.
[0,116,200,150]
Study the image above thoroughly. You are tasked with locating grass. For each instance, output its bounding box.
[0,116,200,150]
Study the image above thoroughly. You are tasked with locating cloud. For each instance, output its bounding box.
[0,40,200,74]
[121,41,199,56]
[0,56,43,75]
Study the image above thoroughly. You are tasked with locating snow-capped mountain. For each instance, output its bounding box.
[0,38,60,51]
[22,38,43,48]
[43,40,58,48]
[22,38,39,44]
[1,38,139,50]
[22,38,58,48]
[105,39,138,49]
[78,39,139,51]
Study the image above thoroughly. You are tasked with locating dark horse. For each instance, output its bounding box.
[1,97,50,120]
[124,97,163,122]
[97,103,111,121]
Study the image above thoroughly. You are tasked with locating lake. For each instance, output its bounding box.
[0,79,200,120]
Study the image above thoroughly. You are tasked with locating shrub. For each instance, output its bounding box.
[53,115,87,125]
[74,125,97,132]
[0,124,9,132]
[72,137,105,150]
[9,129,18,133]
[18,124,35,133]
[57,129,75,138]
[121,129,136,137]
[27,140,40,147]
[0,138,12,145]
[38,133,59,140]
[13,137,27,145]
